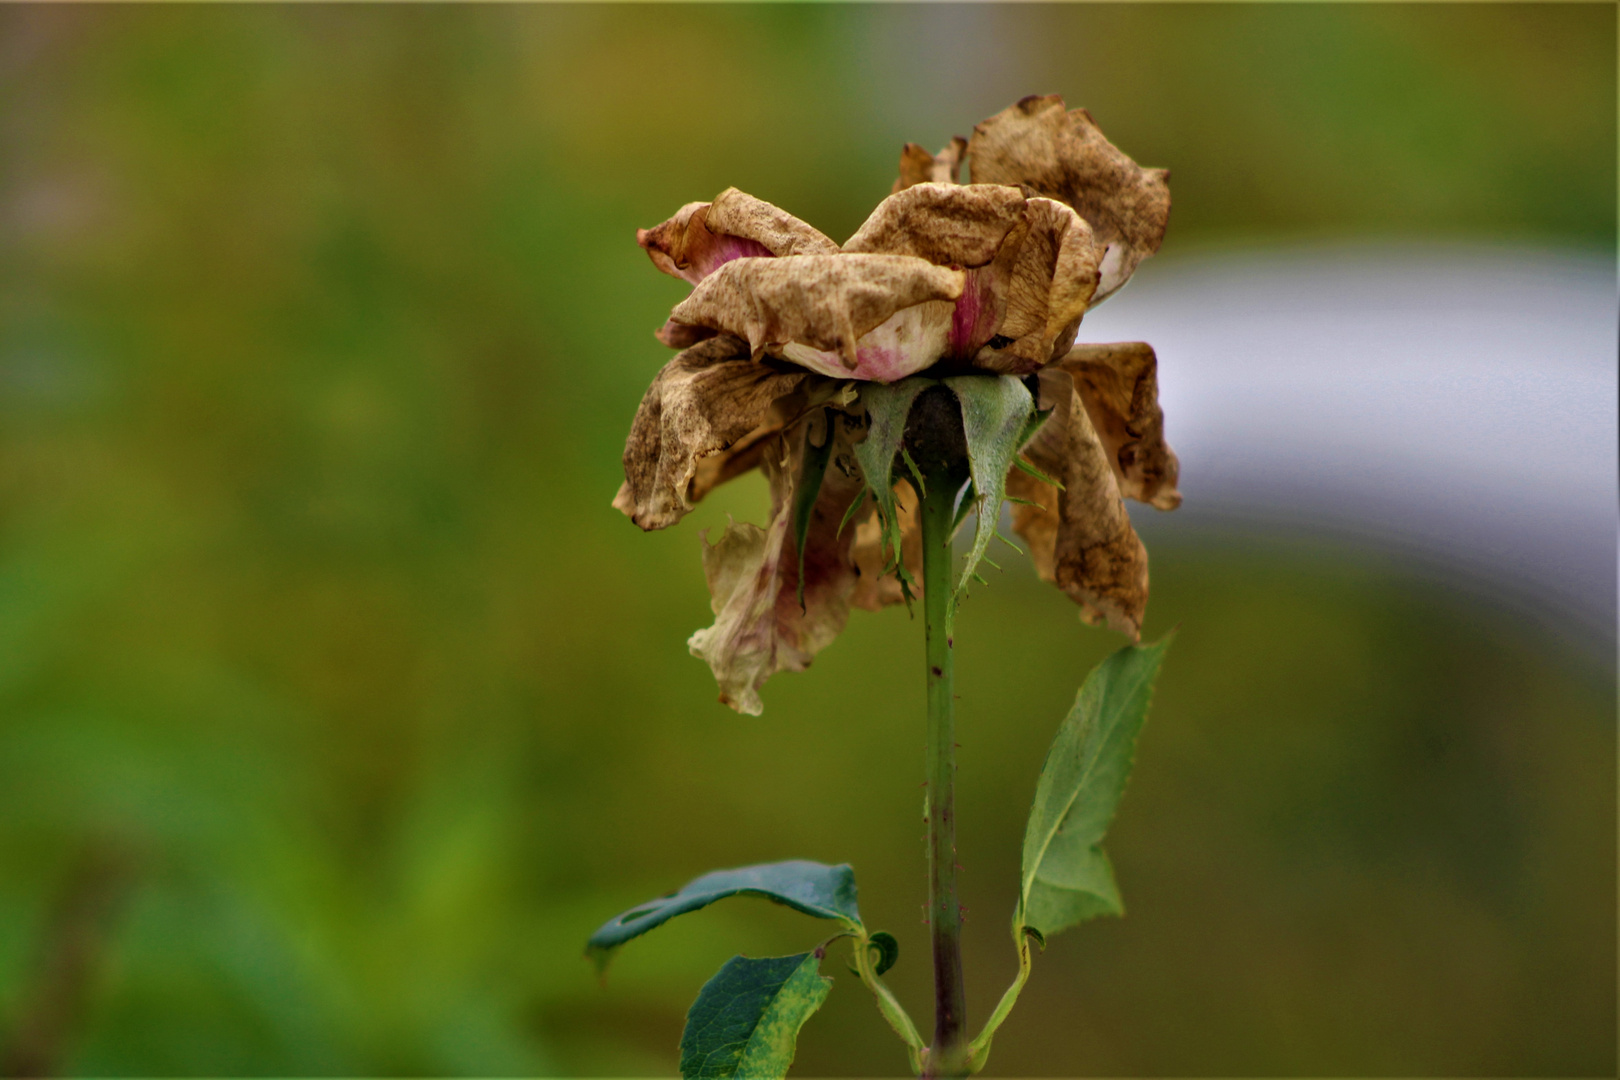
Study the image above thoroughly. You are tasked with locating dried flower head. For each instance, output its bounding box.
[614,95,1180,714]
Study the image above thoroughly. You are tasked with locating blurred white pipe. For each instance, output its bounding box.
[1080,242,1618,648]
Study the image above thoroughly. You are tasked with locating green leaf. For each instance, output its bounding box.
[942,375,1035,605]
[680,952,832,1079]
[1019,637,1172,938]
[866,930,899,976]
[853,379,932,573]
[587,861,862,970]
[792,415,834,610]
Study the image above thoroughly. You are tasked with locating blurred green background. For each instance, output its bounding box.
[0,4,1613,1076]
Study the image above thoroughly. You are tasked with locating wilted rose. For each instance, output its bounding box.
[615,95,1180,714]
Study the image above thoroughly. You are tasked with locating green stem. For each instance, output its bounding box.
[919,464,969,1079]
[967,921,1036,1071]
[851,934,925,1074]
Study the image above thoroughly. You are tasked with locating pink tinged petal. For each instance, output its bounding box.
[1094,242,1130,304]
[705,188,840,259]
[637,189,837,288]
[687,420,863,714]
[710,235,775,267]
[637,201,710,283]
[688,515,792,715]
[772,344,852,381]
[947,266,1003,359]
[968,197,1100,374]
[637,205,775,286]
[781,300,955,383]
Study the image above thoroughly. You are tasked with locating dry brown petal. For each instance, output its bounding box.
[637,189,837,286]
[688,413,866,714]
[655,318,719,349]
[636,202,767,286]
[778,300,958,383]
[970,197,1100,374]
[843,182,1028,269]
[1006,365,1149,638]
[969,94,1169,303]
[689,425,774,505]
[895,144,937,191]
[1057,341,1181,510]
[613,336,807,531]
[893,137,968,192]
[688,377,859,504]
[706,188,840,259]
[667,254,965,371]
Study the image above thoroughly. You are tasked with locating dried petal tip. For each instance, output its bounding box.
[638,190,838,287]
[637,202,768,286]
[1060,341,1181,510]
[969,94,1169,304]
[893,136,967,192]
[1008,364,1151,638]
[617,336,806,531]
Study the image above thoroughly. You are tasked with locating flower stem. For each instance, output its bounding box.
[919,461,969,1079]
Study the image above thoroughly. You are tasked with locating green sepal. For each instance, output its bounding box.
[836,489,867,539]
[587,861,863,972]
[792,414,834,611]
[951,480,977,535]
[1013,455,1063,490]
[942,376,1035,608]
[1018,407,1052,447]
[1017,637,1172,938]
[865,930,899,976]
[680,952,832,1079]
[899,446,927,497]
[853,379,932,586]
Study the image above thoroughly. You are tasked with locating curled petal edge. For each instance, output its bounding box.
[667,253,964,375]
[637,188,838,286]
[1058,341,1181,510]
